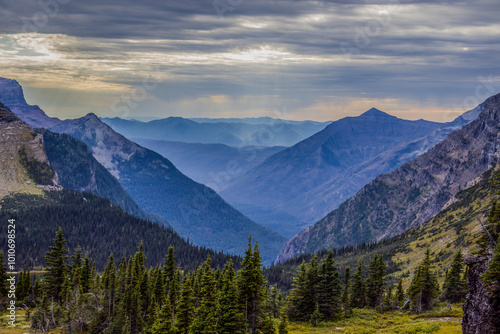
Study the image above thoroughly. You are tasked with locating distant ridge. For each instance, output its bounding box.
[277,93,500,262]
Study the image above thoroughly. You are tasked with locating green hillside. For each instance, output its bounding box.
[267,165,497,290]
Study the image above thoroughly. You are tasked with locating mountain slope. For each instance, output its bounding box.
[277,93,500,262]
[0,102,61,198]
[132,138,285,188]
[37,129,154,220]
[0,78,287,263]
[221,109,445,236]
[0,190,238,271]
[269,163,496,289]
[101,116,330,147]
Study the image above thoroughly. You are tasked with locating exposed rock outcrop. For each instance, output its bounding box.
[462,255,497,334]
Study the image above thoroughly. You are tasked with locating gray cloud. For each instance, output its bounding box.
[0,0,499,121]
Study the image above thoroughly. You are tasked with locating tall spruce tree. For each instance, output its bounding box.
[317,251,341,320]
[151,294,176,333]
[287,260,310,321]
[365,255,385,308]
[396,279,405,307]
[44,227,69,304]
[408,249,440,313]
[442,250,467,303]
[238,238,267,334]
[175,278,196,334]
[190,255,219,334]
[219,259,245,334]
[350,260,366,308]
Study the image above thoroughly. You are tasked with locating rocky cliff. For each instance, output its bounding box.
[0,102,60,199]
[462,255,498,333]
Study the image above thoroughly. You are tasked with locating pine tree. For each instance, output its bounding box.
[238,237,267,334]
[164,246,176,287]
[317,251,341,320]
[396,279,405,307]
[287,260,310,321]
[278,312,288,334]
[80,255,91,294]
[151,294,176,333]
[442,250,467,303]
[190,255,219,334]
[342,267,351,317]
[44,227,69,304]
[101,253,117,321]
[408,249,440,313]
[365,255,385,308]
[218,259,245,334]
[175,278,196,334]
[349,260,366,308]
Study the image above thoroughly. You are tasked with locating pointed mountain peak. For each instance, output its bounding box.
[360,107,394,118]
[0,78,28,107]
[82,113,100,121]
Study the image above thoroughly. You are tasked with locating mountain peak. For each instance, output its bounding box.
[0,78,28,107]
[360,108,393,118]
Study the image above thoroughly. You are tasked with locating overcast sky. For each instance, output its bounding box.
[0,0,499,121]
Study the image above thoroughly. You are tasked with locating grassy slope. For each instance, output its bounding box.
[288,307,462,334]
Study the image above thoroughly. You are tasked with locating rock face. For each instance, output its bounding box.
[0,102,60,198]
[277,93,500,262]
[462,255,496,334]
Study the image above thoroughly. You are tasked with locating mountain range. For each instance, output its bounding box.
[131,138,285,189]
[277,93,500,262]
[220,108,482,237]
[101,116,330,148]
[0,78,286,264]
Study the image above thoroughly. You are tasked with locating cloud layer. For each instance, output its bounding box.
[0,0,499,121]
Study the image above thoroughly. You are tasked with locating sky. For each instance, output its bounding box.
[0,0,499,122]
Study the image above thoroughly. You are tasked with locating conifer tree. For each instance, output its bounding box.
[80,255,91,294]
[306,255,319,310]
[365,255,385,307]
[278,312,289,334]
[152,294,176,333]
[164,246,176,286]
[218,259,245,334]
[342,267,351,317]
[442,250,467,303]
[349,260,366,308]
[408,249,440,312]
[317,251,341,320]
[101,253,117,321]
[287,260,310,321]
[238,238,267,334]
[190,255,219,334]
[44,227,69,304]
[175,278,196,334]
[396,279,405,307]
